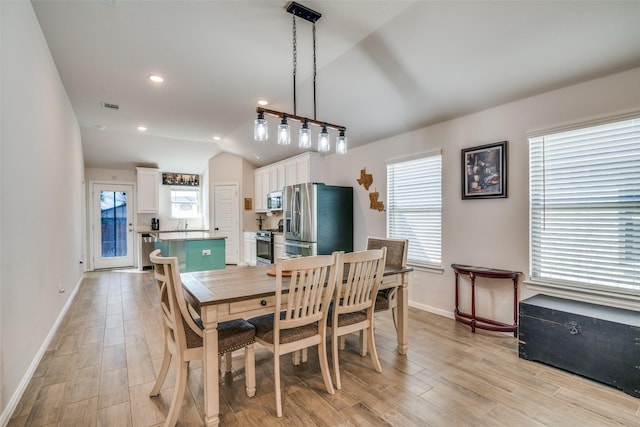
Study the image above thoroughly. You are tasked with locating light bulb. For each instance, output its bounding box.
[336,130,347,154]
[254,112,268,141]
[318,124,330,152]
[299,119,311,148]
[277,115,291,145]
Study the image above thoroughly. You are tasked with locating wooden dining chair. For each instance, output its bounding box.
[247,252,340,417]
[328,248,387,389]
[366,236,408,329]
[148,249,256,427]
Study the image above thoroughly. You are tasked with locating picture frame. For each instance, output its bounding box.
[244,198,252,210]
[461,141,507,199]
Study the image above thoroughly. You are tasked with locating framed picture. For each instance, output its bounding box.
[461,141,507,199]
[244,198,252,210]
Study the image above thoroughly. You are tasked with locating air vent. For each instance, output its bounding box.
[101,102,119,110]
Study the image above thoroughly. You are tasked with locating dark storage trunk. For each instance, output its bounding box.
[519,294,640,398]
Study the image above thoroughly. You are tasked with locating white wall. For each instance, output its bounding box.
[324,67,640,320]
[0,1,85,421]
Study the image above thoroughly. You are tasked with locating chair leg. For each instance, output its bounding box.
[245,344,256,397]
[224,352,232,373]
[301,347,308,363]
[359,330,368,356]
[391,306,398,330]
[292,350,300,366]
[165,360,189,427]
[339,336,347,351]
[318,339,335,396]
[367,326,382,373]
[274,352,283,417]
[332,333,342,390]
[150,342,171,397]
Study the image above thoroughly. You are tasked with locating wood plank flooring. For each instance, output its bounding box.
[8,269,640,426]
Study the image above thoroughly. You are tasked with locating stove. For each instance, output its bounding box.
[255,230,274,265]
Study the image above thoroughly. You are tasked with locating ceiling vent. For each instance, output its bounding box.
[101,101,119,110]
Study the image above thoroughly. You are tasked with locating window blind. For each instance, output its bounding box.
[529,117,640,293]
[387,154,442,268]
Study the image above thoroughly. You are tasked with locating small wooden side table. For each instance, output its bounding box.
[451,264,522,337]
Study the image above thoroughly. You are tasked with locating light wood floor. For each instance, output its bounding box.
[8,269,640,426]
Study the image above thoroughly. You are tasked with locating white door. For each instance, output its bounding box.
[213,184,239,264]
[92,183,134,269]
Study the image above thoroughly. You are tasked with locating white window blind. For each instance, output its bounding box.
[387,153,442,268]
[529,116,640,293]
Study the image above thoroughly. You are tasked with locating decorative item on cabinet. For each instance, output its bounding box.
[162,172,200,186]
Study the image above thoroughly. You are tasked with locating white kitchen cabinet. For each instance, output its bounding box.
[269,164,285,193]
[243,231,256,266]
[273,233,284,263]
[254,169,268,211]
[284,152,322,185]
[136,167,159,213]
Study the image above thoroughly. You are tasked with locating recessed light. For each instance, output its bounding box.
[148,75,164,83]
[212,136,221,141]
[258,99,268,106]
[94,124,106,130]
[137,126,147,131]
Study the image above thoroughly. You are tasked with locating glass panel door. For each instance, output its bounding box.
[93,183,134,269]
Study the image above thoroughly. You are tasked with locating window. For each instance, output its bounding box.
[170,188,200,219]
[387,152,442,268]
[529,116,640,294]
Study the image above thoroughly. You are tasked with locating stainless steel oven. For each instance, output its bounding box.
[255,230,273,265]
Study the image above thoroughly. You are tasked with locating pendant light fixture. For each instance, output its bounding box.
[336,130,348,154]
[318,124,330,152]
[254,110,268,141]
[277,114,291,145]
[299,118,311,148]
[253,2,348,154]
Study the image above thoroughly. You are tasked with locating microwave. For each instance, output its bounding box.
[267,191,283,211]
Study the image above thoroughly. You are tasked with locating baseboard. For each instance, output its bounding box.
[409,301,454,320]
[0,275,83,427]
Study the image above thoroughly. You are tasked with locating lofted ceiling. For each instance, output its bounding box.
[32,0,640,173]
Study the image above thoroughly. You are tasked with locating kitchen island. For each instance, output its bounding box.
[154,231,226,272]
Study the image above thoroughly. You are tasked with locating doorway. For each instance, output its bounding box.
[92,183,134,269]
[213,183,239,264]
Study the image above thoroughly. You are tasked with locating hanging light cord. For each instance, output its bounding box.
[313,22,317,121]
[292,15,297,116]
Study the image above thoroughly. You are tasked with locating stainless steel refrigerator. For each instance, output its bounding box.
[283,183,353,257]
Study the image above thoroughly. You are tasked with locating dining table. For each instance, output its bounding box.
[180,263,412,427]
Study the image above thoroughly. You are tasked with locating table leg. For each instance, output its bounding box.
[470,273,476,333]
[397,273,409,355]
[512,277,518,337]
[201,305,220,427]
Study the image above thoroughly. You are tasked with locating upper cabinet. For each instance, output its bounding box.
[136,167,159,213]
[284,152,322,186]
[254,169,268,211]
[255,153,323,212]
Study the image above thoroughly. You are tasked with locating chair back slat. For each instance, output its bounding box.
[335,248,387,315]
[275,253,338,333]
[149,249,203,351]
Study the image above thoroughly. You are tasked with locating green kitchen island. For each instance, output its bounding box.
[154,231,226,272]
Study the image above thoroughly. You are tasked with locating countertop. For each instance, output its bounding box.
[137,228,209,233]
[156,231,226,241]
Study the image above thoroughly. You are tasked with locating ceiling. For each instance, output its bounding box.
[32,0,640,173]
